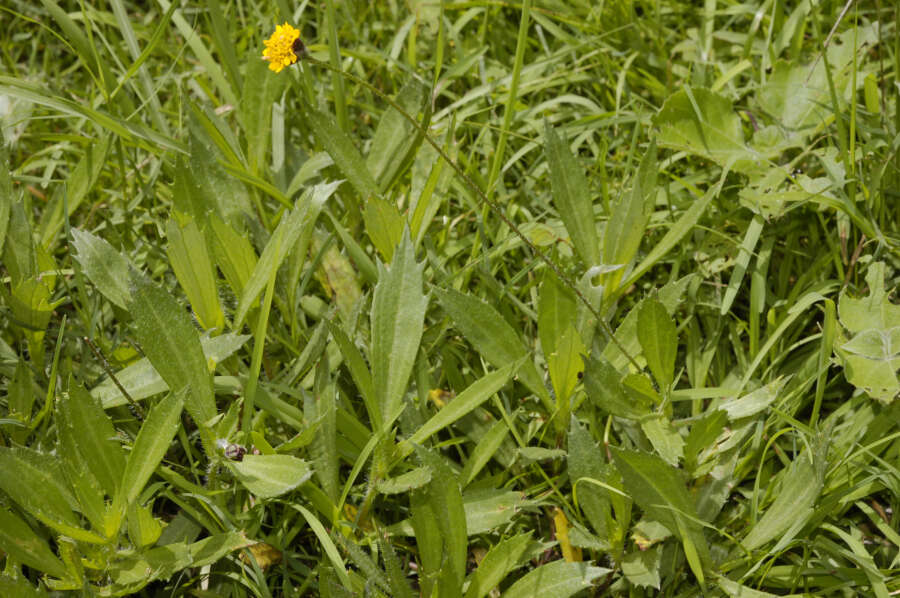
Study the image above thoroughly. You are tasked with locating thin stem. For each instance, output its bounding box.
[300,55,641,370]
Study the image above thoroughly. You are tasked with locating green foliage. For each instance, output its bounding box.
[1,1,899,596]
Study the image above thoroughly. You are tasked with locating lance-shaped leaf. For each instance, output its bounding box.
[120,389,185,504]
[435,287,551,411]
[500,561,609,598]
[70,228,131,310]
[302,103,379,200]
[0,508,69,579]
[611,447,710,582]
[602,140,657,292]
[637,297,677,390]
[59,382,126,498]
[230,454,312,499]
[0,447,105,544]
[166,216,223,331]
[234,182,338,328]
[128,270,216,431]
[545,121,599,265]
[399,360,519,456]
[371,232,427,431]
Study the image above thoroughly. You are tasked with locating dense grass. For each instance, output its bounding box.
[1,0,899,596]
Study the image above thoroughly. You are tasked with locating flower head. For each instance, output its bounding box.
[262,23,304,73]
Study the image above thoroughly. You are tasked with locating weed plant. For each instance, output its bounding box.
[1,0,899,596]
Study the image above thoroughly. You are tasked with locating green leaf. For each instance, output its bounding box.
[0,574,52,598]
[371,232,427,431]
[376,466,433,494]
[302,103,379,200]
[291,504,353,591]
[367,77,429,192]
[610,447,710,576]
[622,546,662,589]
[640,415,685,466]
[120,389,184,504]
[435,286,551,410]
[517,447,567,463]
[464,533,533,598]
[684,409,728,474]
[309,381,338,502]
[61,382,126,498]
[720,214,764,316]
[127,502,162,548]
[38,135,110,247]
[209,214,257,298]
[567,417,622,544]
[414,447,467,597]
[820,523,891,598]
[109,531,250,589]
[602,139,657,292]
[715,575,785,597]
[229,454,312,498]
[742,454,822,551]
[548,324,586,415]
[128,270,217,431]
[240,52,286,174]
[166,216,224,331]
[545,120,599,265]
[538,270,578,359]
[234,182,338,328]
[836,263,900,402]
[0,509,69,579]
[718,377,786,420]
[401,360,519,455]
[93,333,249,408]
[604,276,693,371]
[583,354,649,419]
[71,228,132,310]
[326,320,376,423]
[757,42,864,138]
[390,488,528,538]
[463,489,528,535]
[3,200,34,284]
[0,76,182,154]
[8,358,35,421]
[500,561,609,598]
[838,263,900,333]
[656,87,756,170]
[637,297,677,390]
[0,447,79,531]
[0,147,12,257]
[460,419,510,487]
[364,196,405,262]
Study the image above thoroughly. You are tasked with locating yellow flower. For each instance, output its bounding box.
[262,23,304,73]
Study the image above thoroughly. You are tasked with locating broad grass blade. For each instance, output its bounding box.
[60,382,126,498]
